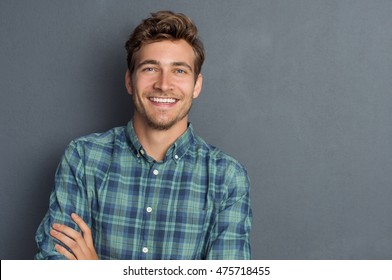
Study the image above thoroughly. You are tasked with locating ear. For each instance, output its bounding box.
[125,69,133,95]
[192,73,203,99]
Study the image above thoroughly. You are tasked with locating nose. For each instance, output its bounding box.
[153,71,172,92]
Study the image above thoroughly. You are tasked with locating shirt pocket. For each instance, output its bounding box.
[157,202,211,259]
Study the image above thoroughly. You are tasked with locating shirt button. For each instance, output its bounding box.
[153,169,159,175]
[140,149,145,155]
[146,207,152,213]
[142,247,149,253]
[174,155,179,160]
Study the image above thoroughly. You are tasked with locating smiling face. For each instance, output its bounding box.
[125,39,202,131]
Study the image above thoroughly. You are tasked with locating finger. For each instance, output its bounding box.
[70,213,99,259]
[52,223,83,243]
[50,228,85,258]
[71,213,94,248]
[54,243,76,260]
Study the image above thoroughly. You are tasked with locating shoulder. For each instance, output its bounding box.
[64,126,127,159]
[191,134,250,207]
[192,134,249,180]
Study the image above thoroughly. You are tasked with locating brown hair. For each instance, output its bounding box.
[124,11,205,80]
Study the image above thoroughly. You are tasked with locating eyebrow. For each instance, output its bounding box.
[172,62,193,72]
[137,60,193,72]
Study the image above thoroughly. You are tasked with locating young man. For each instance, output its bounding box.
[35,11,252,260]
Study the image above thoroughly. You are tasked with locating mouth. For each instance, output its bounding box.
[148,97,178,105]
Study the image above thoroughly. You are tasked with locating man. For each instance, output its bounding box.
[35,11,252,260]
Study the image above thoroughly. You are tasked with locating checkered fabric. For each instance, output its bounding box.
[35,121,252,259]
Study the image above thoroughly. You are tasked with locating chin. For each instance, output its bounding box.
[147,119,177,131]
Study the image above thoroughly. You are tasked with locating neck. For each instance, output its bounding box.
[132,115,188,161]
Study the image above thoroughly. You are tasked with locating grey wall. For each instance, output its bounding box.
[1,0,392,260]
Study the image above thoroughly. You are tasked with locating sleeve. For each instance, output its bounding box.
[206,163,253,260]
[34,141,92,260]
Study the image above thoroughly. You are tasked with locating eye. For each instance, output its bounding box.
[175,69,187,74]
[143,67,155,72]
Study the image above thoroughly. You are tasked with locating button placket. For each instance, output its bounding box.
[141,163,160,258]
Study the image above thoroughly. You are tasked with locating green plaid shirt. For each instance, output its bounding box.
[35,121,252,259]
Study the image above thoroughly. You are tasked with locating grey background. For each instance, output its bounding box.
[1,0,392,260]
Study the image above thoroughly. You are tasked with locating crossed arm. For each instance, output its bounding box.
[50,213,98,260]
[38,141,252,260]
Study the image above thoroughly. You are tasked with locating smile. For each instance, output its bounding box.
[149,97,177,104]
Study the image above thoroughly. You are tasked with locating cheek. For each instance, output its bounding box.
[176,80,197,95]
[135,74,155,89]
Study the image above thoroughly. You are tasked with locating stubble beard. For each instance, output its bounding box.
[132,92,193,131]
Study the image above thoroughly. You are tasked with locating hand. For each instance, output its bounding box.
[50,213,99,260]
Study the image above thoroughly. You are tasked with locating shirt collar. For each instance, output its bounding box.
[125,120,195,163]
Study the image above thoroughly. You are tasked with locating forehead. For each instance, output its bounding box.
[135,39,196,67]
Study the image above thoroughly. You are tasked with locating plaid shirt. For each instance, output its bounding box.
[35,121,252,259]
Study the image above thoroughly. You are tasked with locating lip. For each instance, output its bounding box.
[148,96,179,107]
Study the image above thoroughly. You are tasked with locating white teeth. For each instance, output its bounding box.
[150,97,176,103]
